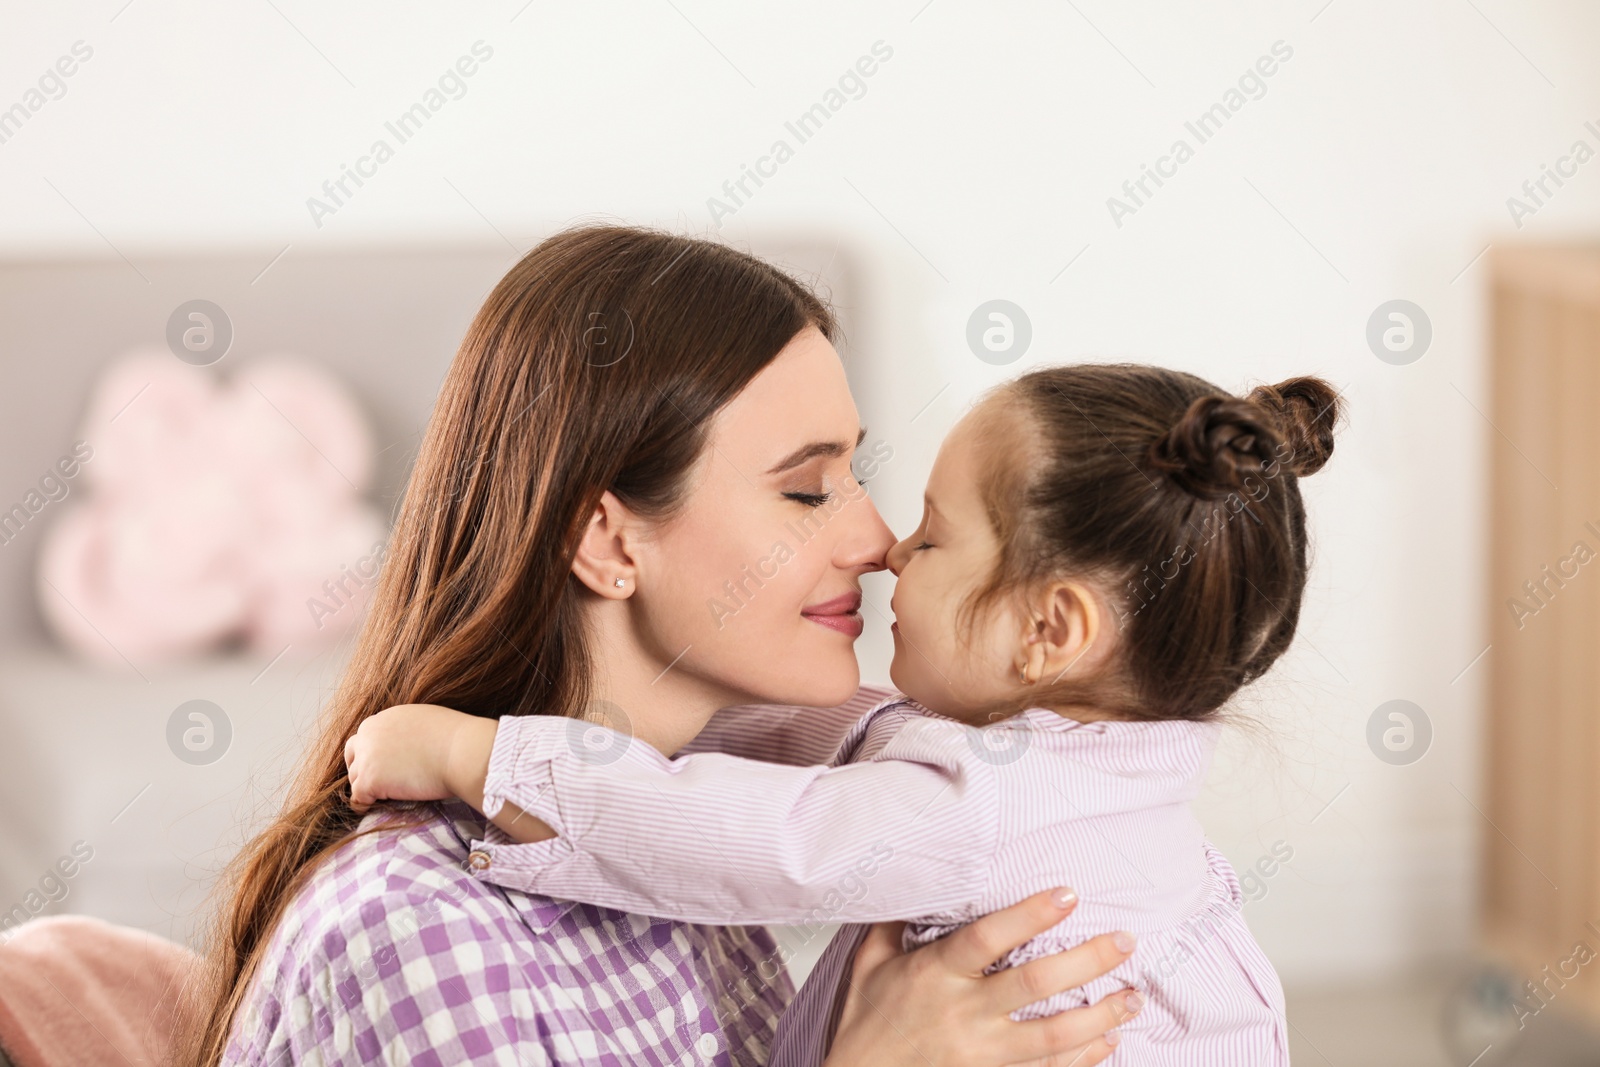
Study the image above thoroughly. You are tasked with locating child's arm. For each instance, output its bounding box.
[345,703,998,926]
[343,687,896,839]
[675,685,896,765]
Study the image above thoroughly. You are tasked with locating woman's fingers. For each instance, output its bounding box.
[986,931,1137,1014]
[827,898,1136,1067]
[934,887,1078,976]
[1013,1035,1119,1067]
[1005,990,1141,1065]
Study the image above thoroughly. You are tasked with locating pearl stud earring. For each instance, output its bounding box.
[614,578,626,588]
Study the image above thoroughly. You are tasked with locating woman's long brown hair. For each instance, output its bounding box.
[178,226,836,1064]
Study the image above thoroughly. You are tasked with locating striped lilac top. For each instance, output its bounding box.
[468,687,1290,1067]
[222,798,793,1065]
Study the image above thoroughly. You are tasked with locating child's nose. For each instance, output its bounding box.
[886,537,910,576]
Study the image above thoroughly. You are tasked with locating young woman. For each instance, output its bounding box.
[180,226,1136,1066]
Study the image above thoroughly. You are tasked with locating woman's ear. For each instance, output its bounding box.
[1022,581,1106,685]
[571,490,641,599]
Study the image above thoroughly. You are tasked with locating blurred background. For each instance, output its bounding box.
[4,2,1600,1063]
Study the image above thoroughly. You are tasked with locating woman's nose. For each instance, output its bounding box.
[840,492,896,573]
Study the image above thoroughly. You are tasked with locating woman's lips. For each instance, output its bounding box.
[803,592,864,638]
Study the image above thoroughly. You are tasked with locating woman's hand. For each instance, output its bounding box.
[824,887,1140,1067]
[343,703,494,812]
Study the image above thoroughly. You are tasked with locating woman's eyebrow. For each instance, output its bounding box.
[765,427,868,475]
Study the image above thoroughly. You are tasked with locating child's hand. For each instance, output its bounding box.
[344,703,480,812]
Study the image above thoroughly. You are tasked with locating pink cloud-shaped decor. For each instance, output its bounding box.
[38,348,390,668]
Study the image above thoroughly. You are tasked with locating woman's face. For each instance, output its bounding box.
[631,326,896,710]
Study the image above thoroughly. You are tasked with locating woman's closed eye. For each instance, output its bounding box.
[784,490,832,508]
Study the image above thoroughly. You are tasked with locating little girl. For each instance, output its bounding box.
[345,363,1340,1066]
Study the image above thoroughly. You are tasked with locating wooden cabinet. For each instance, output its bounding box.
[1486,246,1600,1019]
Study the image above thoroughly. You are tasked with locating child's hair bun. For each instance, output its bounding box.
[1150,376,1340,498]
[1247,377,1341,477]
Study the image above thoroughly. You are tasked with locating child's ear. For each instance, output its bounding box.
[1023,581,1106,685]
[571,490,642,599]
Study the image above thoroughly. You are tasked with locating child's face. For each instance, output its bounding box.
[885,410,1028,722]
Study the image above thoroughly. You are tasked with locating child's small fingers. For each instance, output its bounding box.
[343,736,357,769]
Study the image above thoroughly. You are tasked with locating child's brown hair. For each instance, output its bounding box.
[971,363,1342,721]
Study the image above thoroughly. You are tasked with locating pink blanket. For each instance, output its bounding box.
[0,916,197,1067]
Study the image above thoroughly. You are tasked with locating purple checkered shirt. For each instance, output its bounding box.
[222,798,792,1065]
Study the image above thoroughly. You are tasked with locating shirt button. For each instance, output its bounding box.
[696,1033,718,1057]
[467,849,492,871]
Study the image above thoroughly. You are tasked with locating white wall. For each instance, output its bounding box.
[6,0,1600,986]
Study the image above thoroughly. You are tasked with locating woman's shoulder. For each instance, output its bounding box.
[264,803,509,977]
[230,804,555,1063]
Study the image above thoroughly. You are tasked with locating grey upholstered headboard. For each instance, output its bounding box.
[0,237,862,652]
